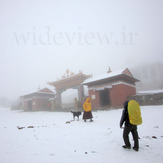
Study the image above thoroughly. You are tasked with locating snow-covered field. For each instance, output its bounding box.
[0,105,163,163]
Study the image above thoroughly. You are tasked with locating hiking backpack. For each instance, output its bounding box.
[128,100,142,125]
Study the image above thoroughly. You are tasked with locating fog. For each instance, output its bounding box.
[0,0,163,102]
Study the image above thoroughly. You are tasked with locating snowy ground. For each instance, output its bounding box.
[0,105,163,163]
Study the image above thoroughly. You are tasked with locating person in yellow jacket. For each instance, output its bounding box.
[83,97,93,122]
[120,100,141,151]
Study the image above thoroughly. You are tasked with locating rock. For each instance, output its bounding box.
[27,126,34,128]
[152,136,157,139]
[17,126,25,130]
[154,126,159,128]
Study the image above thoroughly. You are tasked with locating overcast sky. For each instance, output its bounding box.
[0,0,163,101]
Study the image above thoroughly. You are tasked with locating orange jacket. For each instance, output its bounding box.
[83,98,92,112]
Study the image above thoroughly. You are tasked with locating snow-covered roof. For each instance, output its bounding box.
[21,88,55,97]
[82,68,135,85]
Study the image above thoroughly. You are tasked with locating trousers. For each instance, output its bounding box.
[123,123,139,148]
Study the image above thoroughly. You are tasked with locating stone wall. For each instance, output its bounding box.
[128,93,163,106]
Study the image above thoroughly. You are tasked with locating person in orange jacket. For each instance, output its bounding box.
[83,97,93,122]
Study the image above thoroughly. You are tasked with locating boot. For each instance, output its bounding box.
[122,145,131,149]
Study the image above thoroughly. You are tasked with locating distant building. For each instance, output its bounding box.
[82,68,139,109]
[21,88,55,111]
[130,62,163,91]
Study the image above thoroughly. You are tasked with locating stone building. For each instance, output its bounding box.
[21,88,55,111]
[82,68,139,109]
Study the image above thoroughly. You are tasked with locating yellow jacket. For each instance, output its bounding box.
[83,98,92,112]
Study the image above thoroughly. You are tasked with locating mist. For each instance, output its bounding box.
[0,0,163,103]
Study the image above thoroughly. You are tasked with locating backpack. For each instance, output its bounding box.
[128,100,142,125]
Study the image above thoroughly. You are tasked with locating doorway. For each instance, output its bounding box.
[99,89,110,107]
[27,100,32,111]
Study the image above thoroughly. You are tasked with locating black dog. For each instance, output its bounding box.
[71,111,82,120]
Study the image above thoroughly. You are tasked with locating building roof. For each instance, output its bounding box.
[21,88,55,97]
[82,68,139,85]
[48,71,91,90]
